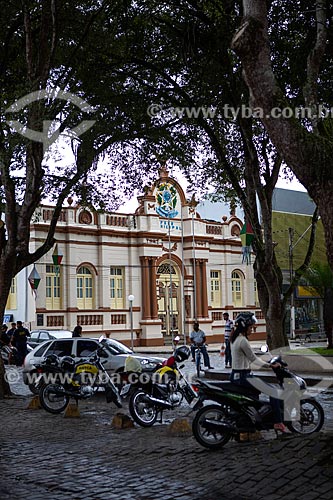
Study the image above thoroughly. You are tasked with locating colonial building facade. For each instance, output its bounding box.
[5,168,265,345]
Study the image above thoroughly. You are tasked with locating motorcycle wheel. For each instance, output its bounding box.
[286,399,324,434]
[28,382,41,395]
[39,383,70,414]
[129,390,158,427]
[192,404,232,449]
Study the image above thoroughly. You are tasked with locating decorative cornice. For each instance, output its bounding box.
[162,242,177,252]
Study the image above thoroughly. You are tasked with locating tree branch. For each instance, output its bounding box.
[303,0,328,130]
[231,1,333,192]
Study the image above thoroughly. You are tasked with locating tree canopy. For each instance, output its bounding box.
[0,0,325,358]
[102,0,320,349]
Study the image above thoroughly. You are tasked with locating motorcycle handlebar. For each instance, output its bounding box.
[268,356,288,368]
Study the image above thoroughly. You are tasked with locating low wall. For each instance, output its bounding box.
[277,353,333,373]
[257,352,333,373]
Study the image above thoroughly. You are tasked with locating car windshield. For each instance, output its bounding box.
[33,341,52,356]
[102,339,133,356]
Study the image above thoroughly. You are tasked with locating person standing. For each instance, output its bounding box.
[12,321,30,366]
[189,322,213,369]
[72,325,83,337]
[223,312,234,368]
[1,324,10,343]
[7,322,16,342]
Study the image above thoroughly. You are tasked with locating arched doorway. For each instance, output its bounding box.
[157,260,181,339]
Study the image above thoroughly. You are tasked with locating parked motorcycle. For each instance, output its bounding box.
[38,338,122,414]
[124,345,197,427]
[192,355,324,449]
[0,343,20,365]
[26,354,64,394]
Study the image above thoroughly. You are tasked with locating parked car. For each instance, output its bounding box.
[28,330,73,349]
[22,337,165,390]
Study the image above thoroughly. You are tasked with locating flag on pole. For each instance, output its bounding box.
[28,265,41,298]
[240,222,254,264]
[52,244,63,276]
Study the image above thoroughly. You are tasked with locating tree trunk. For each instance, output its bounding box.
[231,1,333,276]
[0,258,14,397]
[0,358,12,398]
[311,191,333,278]
[323,288,333,349]
[255,261,288,350]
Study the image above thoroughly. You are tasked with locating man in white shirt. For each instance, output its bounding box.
[189,322,213,369]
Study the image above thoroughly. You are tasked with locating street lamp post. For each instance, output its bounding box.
[128,294,135,351]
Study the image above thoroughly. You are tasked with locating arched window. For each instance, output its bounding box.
[77,266,94,309]
[231,270,243,307]
[46,265,61,309]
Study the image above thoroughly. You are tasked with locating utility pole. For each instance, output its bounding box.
[128,294,134,351]
[288,227,295,339]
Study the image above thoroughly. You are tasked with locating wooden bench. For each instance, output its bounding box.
[294,329,326,343]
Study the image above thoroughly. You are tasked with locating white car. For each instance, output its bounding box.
[28,329,73,349]
[23,337,165,391]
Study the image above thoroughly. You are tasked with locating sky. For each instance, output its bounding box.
[275,176,306,192]
[48,135,307,214]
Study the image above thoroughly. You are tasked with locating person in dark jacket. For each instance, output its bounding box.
[1,324,10,344]
[12,321,30,366]
[7,322,16,342]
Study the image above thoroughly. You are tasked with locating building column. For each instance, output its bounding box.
[200,259,209,318]
[140,256,150,319]
[195,259,202,318]
[149,257,158,319]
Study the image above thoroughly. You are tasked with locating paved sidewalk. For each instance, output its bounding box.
[133,340,329,354]
[1,389,332,500]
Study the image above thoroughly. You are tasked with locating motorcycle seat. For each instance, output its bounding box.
[210,380,260,398]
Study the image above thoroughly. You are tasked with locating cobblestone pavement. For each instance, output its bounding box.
[1,394,333,500]
[1,364,333,500]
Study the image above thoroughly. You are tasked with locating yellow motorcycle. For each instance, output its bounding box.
[39,338,122,414]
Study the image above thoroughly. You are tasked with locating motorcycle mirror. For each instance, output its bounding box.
[98,334,106,343]
[260,345,269,353]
